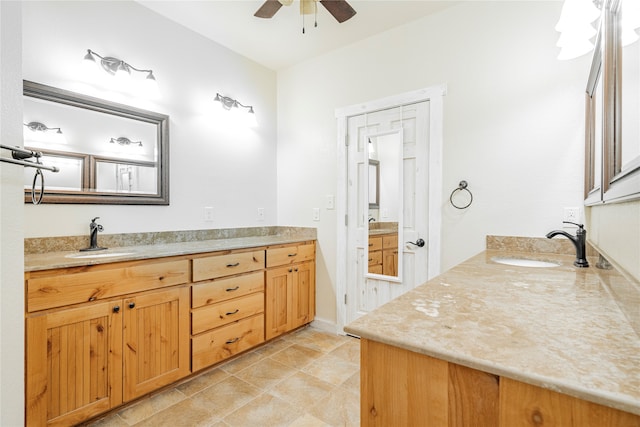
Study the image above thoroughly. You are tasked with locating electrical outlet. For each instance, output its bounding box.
[257,207,265,221]
[313,207,320,221]
[326,195,335,210]
[563,207,581,225]
[204,207,214,222]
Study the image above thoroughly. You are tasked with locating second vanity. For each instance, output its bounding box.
[346,236,640,426]
[24,228,316,426]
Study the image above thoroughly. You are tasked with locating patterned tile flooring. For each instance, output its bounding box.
[85,327,360,427]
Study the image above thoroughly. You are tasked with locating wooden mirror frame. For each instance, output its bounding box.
[23,80,170,205]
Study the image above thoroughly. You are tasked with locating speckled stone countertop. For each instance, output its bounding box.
[344,238,640,416]
[25,227,316,272]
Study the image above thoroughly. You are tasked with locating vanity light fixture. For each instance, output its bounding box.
[214,93,257,126]
[23,121,67,144]
[83,49,158,92]
[110,137,143,147]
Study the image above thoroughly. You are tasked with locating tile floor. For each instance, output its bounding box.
[84,327,360,427]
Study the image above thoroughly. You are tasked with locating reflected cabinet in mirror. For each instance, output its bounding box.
[586,0,640,204]
[22,80,169,204]
[365,129,403,281]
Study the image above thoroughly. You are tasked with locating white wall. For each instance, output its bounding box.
[22,1,278,237]
[277,2,591,325]
[0,2,25,424]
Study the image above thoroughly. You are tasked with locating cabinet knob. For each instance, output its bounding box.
[113,305,120,313]
[288,268,293,273]
[128,302,135,309]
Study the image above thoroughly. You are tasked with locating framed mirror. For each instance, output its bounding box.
[585,27,605,205]
[22,80,169,204]
[364,129,403,282]
[604,0,640,202]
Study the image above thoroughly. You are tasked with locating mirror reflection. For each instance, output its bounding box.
[365,129,403,280]
[22,80,169,204]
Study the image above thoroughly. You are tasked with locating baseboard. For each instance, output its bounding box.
[310,317,339,335]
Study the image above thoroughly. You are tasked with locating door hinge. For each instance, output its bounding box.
[344,294,347,304]
[345,214,348,226]
[345,134,349,146]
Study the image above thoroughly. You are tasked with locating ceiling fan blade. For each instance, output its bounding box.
[254,0,283,18]
[319,0,356,23]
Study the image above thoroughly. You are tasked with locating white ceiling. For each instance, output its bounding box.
[136,0,459,70]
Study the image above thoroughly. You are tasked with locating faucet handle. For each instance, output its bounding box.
[91,217,100,223]
[563,221,584,229]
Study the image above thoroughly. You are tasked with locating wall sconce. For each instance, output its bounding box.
[214,93,257,126]
[83,49,158,95]
[110,137,143,147]
[23,121,67,144]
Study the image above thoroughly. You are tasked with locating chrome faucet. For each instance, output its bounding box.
[546,221,589,268]
[80,217,107,252]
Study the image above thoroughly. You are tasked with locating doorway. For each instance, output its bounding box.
[335,85,446,332]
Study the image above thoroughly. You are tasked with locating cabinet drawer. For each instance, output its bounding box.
[192,314,264,371]
[368,237,383,251]
[193,250,265,282]
[266,243,315,268]
[192,292,264,335]
[192,271,264,308]
[368,250,382,266]
[26,259,190,312]
[382,234,398,249]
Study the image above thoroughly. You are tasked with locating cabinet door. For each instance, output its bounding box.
[382,249,398,277]
[265,266,293,340]
[123,286,190,401]
[26,300,122,427]
[292,261,315,329]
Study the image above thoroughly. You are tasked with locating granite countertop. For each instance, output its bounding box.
[368,229,397,236]
[344,249,640,416]
[25,233,315,272]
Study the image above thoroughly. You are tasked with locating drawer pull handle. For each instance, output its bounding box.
[226,309,240,316]
[369,243,374,247]
[226,337,239,344]
[227,262,240,267]
[226,286,240,292]
[288,253,297,257]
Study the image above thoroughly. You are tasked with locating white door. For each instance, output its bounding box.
[336,86,445,331]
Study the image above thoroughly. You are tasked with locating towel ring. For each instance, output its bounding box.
[31,162,44,205]
[450,180,472,209]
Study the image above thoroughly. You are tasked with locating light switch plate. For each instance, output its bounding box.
[313,208,320,221]
[257,208,265,221]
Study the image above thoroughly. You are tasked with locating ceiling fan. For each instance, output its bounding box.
[254,0,357,27]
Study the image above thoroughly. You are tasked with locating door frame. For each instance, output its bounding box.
[335,84,446,334]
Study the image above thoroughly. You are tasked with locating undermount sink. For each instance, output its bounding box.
[491,257,560,268]
[65,251,134,259]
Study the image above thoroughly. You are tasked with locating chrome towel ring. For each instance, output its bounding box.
[450,180,473,209]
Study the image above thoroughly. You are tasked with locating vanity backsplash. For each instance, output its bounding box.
[24,226,316,255]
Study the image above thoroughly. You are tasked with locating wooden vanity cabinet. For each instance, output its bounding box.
[265,242,316,340]
[25,240,317,425]
[360,339,640,427]
[368,233,397,276]
[25,259,191,427]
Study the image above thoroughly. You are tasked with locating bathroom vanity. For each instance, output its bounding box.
[24,231,315,426]
[345,237,640,426]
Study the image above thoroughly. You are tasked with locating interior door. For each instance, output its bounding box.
[345,102,431,326]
